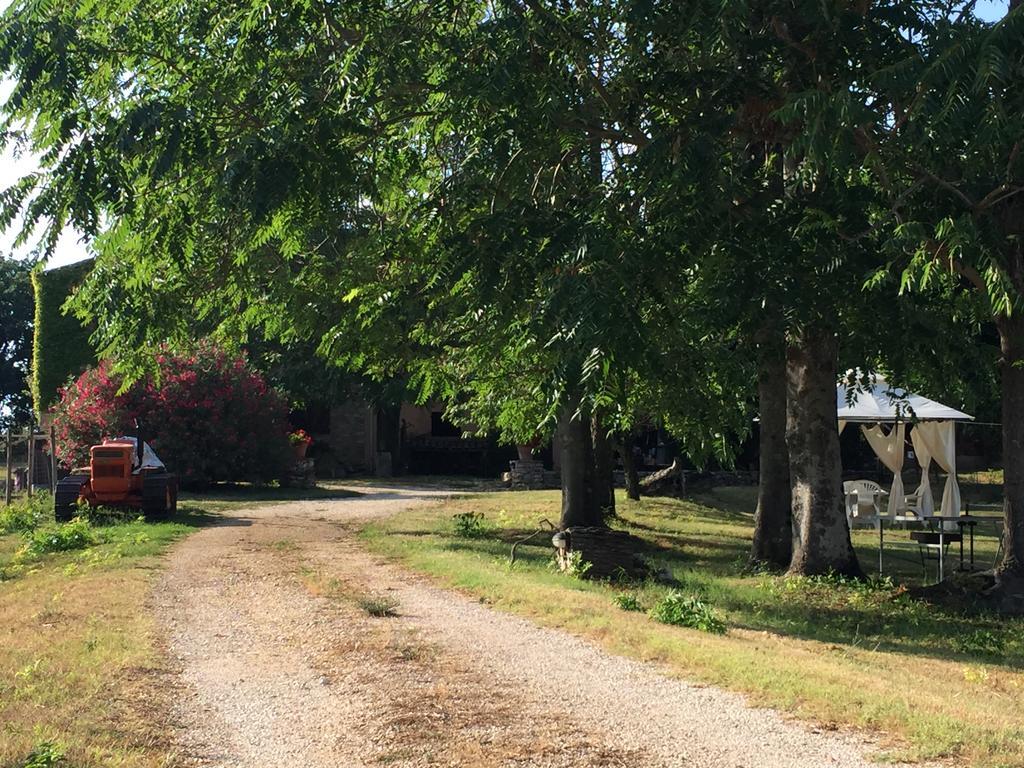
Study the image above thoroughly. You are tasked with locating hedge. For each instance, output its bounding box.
[31,259,96,414]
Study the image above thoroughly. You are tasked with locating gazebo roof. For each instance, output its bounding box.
[837,375,973,423]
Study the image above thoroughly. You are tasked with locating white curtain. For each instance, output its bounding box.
[915,421,961,517]
[909,426,935,516]
[861,423,906,514]
[838,419,847,435]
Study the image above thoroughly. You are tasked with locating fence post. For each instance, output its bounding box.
[26,423,34,499]
[49,425,57,494]
[4,429,11,505]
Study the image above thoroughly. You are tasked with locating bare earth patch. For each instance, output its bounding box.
[155,486,919,767]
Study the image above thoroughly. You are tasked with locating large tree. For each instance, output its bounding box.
[0,256,33,429]
[0,0,760,530]
[675,1,940,575]
[885,3,1024,607]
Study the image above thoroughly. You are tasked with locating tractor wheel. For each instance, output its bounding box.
[55,474,88,522]
[141,473,171,520]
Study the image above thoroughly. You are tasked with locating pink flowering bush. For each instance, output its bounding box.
[52,343,291,486]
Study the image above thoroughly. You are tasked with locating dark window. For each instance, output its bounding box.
[290,402,332,434]
[431,412,461,437]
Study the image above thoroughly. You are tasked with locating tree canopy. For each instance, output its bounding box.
[2,0,1023,590]
[0,256,33,428]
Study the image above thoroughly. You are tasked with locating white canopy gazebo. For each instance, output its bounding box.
[837,374,974,517]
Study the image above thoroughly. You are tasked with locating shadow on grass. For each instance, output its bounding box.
[719,588,1024,668]
[180,483,363,505]
[341,475,509,492]
[633,500,751,525]
[170,504,252,528]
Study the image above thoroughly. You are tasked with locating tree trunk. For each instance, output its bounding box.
[559,400,593,528]
[993,313,1024,607]
[751,339,792,568]
[621,431,641,501]
[591,412,615,521]
[785,325,862,578]
[558,397,611,529]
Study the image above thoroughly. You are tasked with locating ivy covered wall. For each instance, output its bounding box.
[31,259,96,414]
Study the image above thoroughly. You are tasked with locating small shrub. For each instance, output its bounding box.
[20,741,64,768]
[451,511,488,538]
[19,519,95,559]
[613,592,644,612]
[357,593,399,617]
[650,590,726,634]
[0,493,52,534]
[561,550,592,579]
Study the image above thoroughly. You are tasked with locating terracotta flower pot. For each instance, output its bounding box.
[292,442,309,460]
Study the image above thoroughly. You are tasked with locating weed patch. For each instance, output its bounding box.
[77,503,141,526]
[953,629,1006,658]
[0,494,52,535]
[19,520,95,559]
[357,593,399,617]
[20,741,65,768]
[451,511,489,538]
[559,550,592,579]
[649,590,726,634]
[613,592,644,612]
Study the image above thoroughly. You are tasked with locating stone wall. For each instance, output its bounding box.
[506,459,560,490]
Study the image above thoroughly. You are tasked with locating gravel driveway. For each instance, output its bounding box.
[155,485,913,767]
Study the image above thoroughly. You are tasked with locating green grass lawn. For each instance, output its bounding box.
[177,479,361,513]
[362,488,1024,768]
[0,488,235,768]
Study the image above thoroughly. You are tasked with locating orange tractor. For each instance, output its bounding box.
[54,433,178,522]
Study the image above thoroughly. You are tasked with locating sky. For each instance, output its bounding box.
[0,79,91,269]
[0,0,1012,270]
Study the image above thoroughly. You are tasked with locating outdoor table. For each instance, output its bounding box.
[880,515,976,582]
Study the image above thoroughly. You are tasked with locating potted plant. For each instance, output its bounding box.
[516,434,541,462]
[289,429,313,460]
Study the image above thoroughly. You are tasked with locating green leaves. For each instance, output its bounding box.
[2,0,1012,463]
[0,257,35,427]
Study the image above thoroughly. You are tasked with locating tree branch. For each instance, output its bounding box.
[913,166,977,209]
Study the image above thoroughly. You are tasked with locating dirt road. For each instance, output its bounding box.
[155,486,905,767]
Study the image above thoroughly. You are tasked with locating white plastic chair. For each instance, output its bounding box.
[902,491,923,518]
[843,480,889,529]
